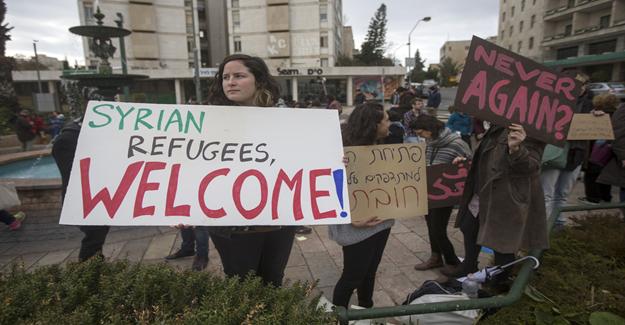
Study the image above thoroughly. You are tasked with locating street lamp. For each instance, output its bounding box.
[32,40,43,93]
[407,16,431,84]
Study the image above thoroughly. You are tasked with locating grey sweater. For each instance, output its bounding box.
[329,219,395,246]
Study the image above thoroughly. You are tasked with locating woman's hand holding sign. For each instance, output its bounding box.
[508,123,526,154]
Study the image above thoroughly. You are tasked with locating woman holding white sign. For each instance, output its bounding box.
[206,54,295,287]
[329,102,394,309]
[409,115,472,271]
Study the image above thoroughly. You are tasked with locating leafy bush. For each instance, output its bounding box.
[481,214,625,324]
[0,258,336,324]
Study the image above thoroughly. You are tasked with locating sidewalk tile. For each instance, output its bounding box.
[143,233,177,261]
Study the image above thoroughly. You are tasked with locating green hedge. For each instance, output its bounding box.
[0,258,336,324]
[481,214,625,324]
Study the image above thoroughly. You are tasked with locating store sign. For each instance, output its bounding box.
[199,68,218,77]
[276,67,324,76]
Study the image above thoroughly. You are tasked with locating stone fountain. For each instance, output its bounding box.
[61,7,147,100]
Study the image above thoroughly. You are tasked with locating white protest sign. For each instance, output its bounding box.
[59,101,350,226]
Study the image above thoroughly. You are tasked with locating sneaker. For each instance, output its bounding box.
[164,249,195,260]
[191,255,208,271]
[577,197,600,205]
[295,226,313,235]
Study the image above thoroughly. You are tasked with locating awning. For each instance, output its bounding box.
[543,51,625,67]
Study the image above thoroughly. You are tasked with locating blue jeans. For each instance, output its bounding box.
[194,227,210,258]
[540,165,582,226]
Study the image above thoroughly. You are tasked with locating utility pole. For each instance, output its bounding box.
[407,17,431,85]
[33,40,43,93]
[115,13,130,99]
[191,0,202,103]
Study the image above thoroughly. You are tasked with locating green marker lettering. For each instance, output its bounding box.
[134,108,154,131]
[88,103,114,128]
[115,105,135,130]
[157,109,165,131]
[164,109,183,132]
[185,111,205,134]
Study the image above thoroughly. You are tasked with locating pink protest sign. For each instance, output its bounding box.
[455,36,580,147]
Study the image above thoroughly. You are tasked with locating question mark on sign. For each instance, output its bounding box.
[554,104,574,141]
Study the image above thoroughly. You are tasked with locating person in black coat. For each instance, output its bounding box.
[426,86,442,109]
[52,118,110,262]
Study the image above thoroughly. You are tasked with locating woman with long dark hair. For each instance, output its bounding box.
[409,115,471,271]
[329,102,394,308]
[207,54,294,287]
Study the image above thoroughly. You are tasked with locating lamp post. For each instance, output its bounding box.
[33,40,43,93]
[407,16,431,84]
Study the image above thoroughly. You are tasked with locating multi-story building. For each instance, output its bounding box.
[497,0,544,61]
[542,0,625,81]
[12,0,405,108]
[440,40,471,67]
[78,0,228,70]
[497,0,625,81]
[227,0,343,68]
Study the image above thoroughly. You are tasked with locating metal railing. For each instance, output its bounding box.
[334,202,625,324]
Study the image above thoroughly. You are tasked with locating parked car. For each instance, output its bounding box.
[587,82,625,101]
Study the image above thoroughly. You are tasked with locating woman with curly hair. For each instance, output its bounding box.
[330,102,393,308]
[206,54,295,287]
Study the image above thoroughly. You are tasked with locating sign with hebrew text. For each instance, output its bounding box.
[426,162,471,209]
[344,143,428,222]
[59,101,350,226]
[567,114,614,140]
[455,36,580,147]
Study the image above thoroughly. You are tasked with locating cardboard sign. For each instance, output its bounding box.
[344,143,428,221]
[427,162,470,209]
[567,114,615,140]
[455,36,580,147]
[59,101,350,226]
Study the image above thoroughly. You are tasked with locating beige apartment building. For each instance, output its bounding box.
[498,0,625,81]
[440,40,471,67]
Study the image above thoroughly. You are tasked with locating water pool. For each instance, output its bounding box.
[0,156,61,179]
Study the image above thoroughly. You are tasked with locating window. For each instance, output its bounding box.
[232,10,240,27]
[533,0,536,5]
[319,4,328,22]
[84,4,94,24]
[232,0,239,8]
[531,15,536,28]
[567,0,575,8]
[502,12,506,22]
[519,21,524,32]
[509,25,513,37]
[511,6,515,17]
[521,0,525,11]
[501,30,505,40]
[320,58,328,67]
[564,24,572,36]
[320,32,328,48]
[556,46,578,59]
[529,37,534,49]
[449,46,452,51]
[518,41,522,52]
[589,39,616,54]
[599,15,611,28]
[199,30,205,38]
[234,36,241,52]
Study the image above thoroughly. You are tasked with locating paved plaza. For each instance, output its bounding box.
[0,178,606,308]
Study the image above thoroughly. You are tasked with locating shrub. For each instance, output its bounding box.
[0,258,336,324]
[481,214,625,324]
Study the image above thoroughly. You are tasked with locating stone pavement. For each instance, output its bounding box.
[0,179,621,308]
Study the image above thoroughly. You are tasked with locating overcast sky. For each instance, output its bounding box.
[5,0,498,67]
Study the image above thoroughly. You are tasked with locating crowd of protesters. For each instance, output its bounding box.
[13,109,65,151]
[17,51,619,312]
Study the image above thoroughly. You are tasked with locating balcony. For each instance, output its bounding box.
[544,0,612,21]
[542,23,625,47]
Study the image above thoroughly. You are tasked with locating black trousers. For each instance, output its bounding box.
[211,227,295,287]
[78,225,110,262]
[180,227,195,253]
[425,207,459,264]
[333,228,391,308]
[0,210,15,225]
[584,162,612,202]
[460,213,515,278]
